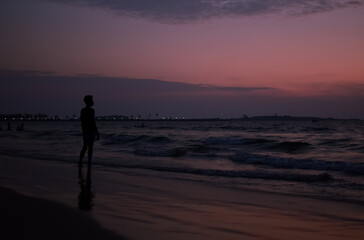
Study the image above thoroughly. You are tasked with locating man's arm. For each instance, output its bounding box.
[92,109,100,140]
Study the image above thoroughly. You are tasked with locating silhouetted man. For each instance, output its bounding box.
[79,95,99,169]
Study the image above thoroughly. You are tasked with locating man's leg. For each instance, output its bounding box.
[79,144,87,165]
[79,144,87,177]
[87,141,94,166]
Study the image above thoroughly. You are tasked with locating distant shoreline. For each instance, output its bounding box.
[0,115,362,122]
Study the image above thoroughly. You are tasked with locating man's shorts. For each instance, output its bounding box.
[83,133,96,145]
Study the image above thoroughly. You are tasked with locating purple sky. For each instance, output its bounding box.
[1,0,363,118]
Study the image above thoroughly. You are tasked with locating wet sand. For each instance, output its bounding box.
[1,155,364,240]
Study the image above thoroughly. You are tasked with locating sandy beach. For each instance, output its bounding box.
[1,155,364,240]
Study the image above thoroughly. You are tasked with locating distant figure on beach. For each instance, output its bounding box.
[79,95,99,169]
[7,122,11,131]
[17,123,24,131]
[135,122,145,128]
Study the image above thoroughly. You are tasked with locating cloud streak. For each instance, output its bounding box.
[0,70,273,117]
[1,70,363,118]
[0,70,272,95]
[48,0,363,23]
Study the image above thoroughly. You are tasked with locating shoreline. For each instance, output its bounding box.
[1,116,363,122]
[1,155,364,240]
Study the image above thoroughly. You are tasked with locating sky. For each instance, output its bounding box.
[0,0,364,119]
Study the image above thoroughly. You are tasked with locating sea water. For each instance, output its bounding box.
[0,120,363,202]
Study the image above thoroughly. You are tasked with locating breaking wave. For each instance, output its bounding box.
[231,152,364,175]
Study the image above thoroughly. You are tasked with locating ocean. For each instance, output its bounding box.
[1,120,364,203]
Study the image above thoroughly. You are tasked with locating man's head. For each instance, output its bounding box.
[83,95,94,107]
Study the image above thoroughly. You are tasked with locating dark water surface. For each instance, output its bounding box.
[1,120,363,202]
